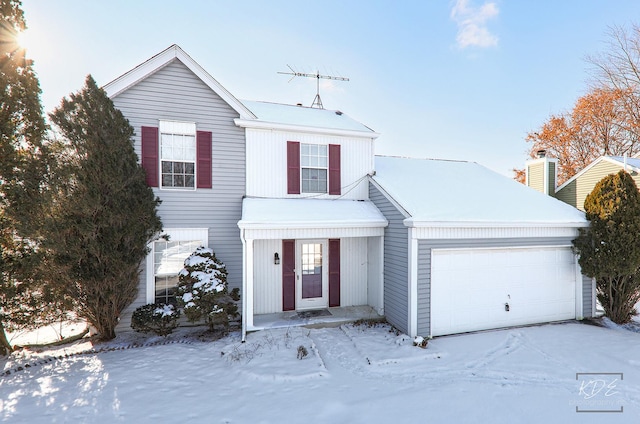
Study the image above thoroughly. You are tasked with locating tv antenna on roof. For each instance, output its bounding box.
[278,65,349,109]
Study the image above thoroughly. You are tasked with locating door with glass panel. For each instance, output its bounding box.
[296,240,329,310]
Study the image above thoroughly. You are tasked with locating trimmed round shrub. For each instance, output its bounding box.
[131,303,180,336]
[176,246,240,332]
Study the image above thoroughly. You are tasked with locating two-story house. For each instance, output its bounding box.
[104,45,594,340]
[104,45,387,339]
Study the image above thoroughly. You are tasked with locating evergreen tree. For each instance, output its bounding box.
[47,75,162,340]
[573,170,640,323]
[0,0,60,355]
[176,247,239,332]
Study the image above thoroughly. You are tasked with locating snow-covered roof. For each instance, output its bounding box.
[238,198,388,230]
[372,156,587,227]
[238,100,379,138]
[607,156,640,170]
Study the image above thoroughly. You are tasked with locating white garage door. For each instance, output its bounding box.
[430,247,577,337]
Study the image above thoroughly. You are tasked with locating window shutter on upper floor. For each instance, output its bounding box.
[196,131,212,189]
[329,144,341,195]
[287,141,301,194]
[141,126,159,187]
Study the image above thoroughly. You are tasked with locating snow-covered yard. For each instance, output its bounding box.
[1,320,639,423]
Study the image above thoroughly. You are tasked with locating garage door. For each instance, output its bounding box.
[430,247,576,337]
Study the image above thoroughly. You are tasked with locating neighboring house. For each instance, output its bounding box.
[370,156,592,337]
[104,44,593,339]
[527,154,640,211]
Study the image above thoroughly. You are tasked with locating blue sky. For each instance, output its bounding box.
[19,0,640,176]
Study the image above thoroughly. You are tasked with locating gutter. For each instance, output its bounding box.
[403,219,590,228]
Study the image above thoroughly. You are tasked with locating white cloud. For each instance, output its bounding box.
[450,0,499,49]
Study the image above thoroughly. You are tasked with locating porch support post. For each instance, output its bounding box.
[246,238,255,331]
[574,256,584,320]
[407,228,418,337]
[241,229,255,342]
[378,234,384,315]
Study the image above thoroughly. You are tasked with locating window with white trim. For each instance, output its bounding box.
[149,228,208,305]
[153,239,202,305]
[160,121,196,189]
[301,143,328,193]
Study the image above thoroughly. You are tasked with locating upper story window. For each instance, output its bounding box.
[140,123,212,190]
[160,121,196,189]
[301,144,328,193]
[287,141,340,196]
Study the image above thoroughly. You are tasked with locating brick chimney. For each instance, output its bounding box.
[525,150,558,196]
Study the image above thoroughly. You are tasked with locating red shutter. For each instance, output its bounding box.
[329,144,341,195]
[141,126,159,187]
[287,141,300,194]
[196,131,212,189]
[282,240,296,311]
[329,239,340,307]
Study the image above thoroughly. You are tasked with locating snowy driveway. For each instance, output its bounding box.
[1,321,639,423]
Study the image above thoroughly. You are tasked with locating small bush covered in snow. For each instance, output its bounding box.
[176,247,240,332]
[131,303,180,336]
[413,336,428,349]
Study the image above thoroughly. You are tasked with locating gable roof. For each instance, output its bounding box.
[102,44,255,120]
[372,156,587,227]
[555,156,640,192]
[236,100,379,138]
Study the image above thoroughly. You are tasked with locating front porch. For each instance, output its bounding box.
[238,197,389,340]
[251,305,384,331]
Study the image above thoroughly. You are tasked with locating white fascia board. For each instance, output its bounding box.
[237,220,388,230]
[403,219,589,228]
[368,177,412,219]
[234,118,380,139]
[103,45,256,120]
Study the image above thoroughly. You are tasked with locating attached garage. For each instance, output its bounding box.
[370,156,593,338]
[430,246,577,336]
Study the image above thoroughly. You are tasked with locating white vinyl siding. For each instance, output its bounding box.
[339,238,368,307]
[253,237,370,314]
[245,128,374,200]
[253,239,283,315]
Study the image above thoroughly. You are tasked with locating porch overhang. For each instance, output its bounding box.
[237,197,388,239]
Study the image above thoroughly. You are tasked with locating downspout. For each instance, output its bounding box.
[624,153,628,172]
[240,227,247,342]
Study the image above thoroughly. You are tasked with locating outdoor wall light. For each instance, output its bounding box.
[274,252,280,265]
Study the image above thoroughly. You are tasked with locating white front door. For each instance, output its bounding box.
[296,239,328,310]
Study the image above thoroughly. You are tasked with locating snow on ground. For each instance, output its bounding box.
[1,321,640,423]
[6,319,86,347]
